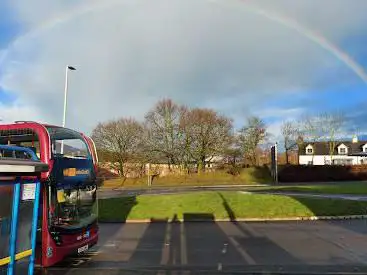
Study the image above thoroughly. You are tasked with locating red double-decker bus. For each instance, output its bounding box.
[0,121,99,267]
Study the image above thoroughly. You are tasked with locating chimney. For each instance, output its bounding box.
[352,135,358,143]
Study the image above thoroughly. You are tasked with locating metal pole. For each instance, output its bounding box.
[7,179,21,275]
[62,66,69,129]
[28,181,41,275]
[61,66,69,154]
[275,142,278,184]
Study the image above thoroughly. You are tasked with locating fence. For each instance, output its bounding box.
[279,165,367,182]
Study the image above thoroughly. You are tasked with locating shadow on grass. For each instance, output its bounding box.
[217,192,236,222]
[289,196,367,217]
[98,196,137,222]
[182,213,215,222]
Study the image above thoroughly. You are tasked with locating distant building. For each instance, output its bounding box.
[299,136,367,165]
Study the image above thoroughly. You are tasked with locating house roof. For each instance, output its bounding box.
[299,141,367,156]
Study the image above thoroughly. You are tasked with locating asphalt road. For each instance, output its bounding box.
[97,186,258,199]
[36,220,367,274]
[256,191,367,201]
[98,186,367,201]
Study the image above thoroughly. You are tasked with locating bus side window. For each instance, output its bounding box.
[15,151,31,159]
[3,150,13,158]
[19,142,41,159]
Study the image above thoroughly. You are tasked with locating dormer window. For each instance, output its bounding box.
[362,144,367,153]
[306,144,313,155]
[338,144,348,155]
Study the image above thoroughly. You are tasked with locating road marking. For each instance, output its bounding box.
[104,243,116,247]
[222,243,228,254]
[217,262,222,271]
[71,259,85,266]
[160,222,171,265]
[84,251,99,256]
[180,222,188,265]
[228,236,256,264]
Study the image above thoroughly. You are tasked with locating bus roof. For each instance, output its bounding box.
[0,121,83,135]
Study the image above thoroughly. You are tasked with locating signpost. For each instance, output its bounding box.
[270,143,278,184]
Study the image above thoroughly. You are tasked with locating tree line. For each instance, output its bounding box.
[92,98,346,176]
[281,113,345,164]
[91,99,268,176]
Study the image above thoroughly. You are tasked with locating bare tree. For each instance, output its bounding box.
[145,99,185,168]
[281,121,300,164]
[177,106,193,172]
[91,118,145,177]
[302,116,323,142]
[295,124,305,165]
[319,112,344,163]
[300,113,344,164]
[238,116,267,166]
[223,134,242,167]
[300,115,324,164]
[184,108,233,172]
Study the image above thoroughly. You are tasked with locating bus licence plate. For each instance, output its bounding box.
[77,245,88,254]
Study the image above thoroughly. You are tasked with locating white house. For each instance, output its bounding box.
[299,136,367,165]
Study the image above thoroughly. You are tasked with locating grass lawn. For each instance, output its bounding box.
[98,191,367,222]
[256,182,367,195]
[100,167,272,189]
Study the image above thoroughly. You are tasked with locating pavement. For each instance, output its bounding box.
[36,220,367,274]
[254,191,367,201]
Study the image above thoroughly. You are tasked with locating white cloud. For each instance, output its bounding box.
[253,107,304,120]
[0,102,44,123]
[1,0,367,135]
[266,120,284,143]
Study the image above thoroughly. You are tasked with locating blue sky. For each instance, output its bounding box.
[0,0,367,138]
[0,3,20,48]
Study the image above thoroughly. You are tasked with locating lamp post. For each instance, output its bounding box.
[61,65,76,154]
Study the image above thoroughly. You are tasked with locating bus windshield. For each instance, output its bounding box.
[50,185,97,230]
[46,126,89,159]
[46,126,97,230]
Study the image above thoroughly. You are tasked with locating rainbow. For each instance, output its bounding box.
[1,0,366,84]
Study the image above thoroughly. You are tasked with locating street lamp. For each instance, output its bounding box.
[61,65,76,154]
[62,65,76,128]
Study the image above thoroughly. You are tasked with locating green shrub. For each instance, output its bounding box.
[227,166,242,176]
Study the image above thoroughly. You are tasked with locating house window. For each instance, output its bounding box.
[306,148,313,154]
[364,147,367,153]
[339,148,346,154]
